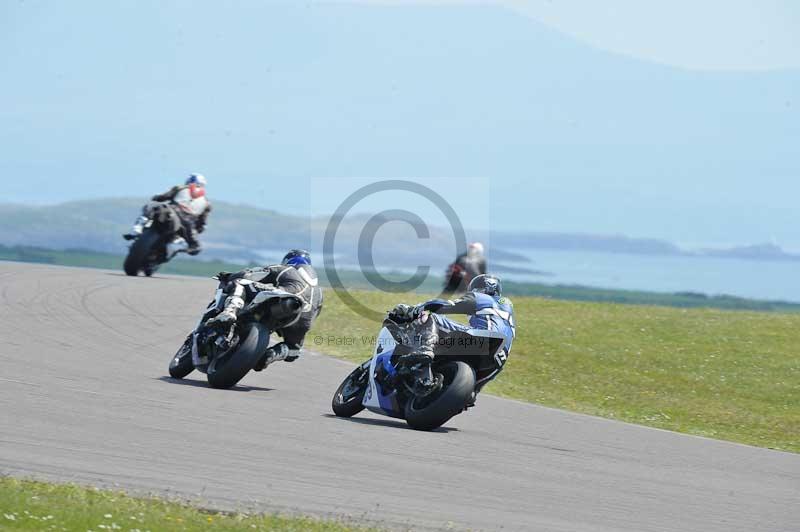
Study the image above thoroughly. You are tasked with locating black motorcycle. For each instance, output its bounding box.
[123,202,187,277]
[332,311,506,430]
[168,275,303,389]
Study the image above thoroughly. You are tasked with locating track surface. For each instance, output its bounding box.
[0,262,797,531]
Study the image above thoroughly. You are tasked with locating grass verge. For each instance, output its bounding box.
[310,289,800,453]
[0,477,371,531]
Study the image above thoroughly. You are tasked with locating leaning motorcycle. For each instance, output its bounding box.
[168,276,303,389]
[123,201,187,277]
[331,310,507,430]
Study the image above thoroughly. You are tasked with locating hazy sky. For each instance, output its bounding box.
[506,0,800,70]
[349,0,800,70]
[1,1,798,248]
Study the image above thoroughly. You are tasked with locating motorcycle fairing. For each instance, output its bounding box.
[191,332,207,371]
[245,289,304,329]
[363,327,404,418]
[191,285,224,370]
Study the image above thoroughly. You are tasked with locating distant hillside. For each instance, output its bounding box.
[695,243,800,262]
[1,199,796,271]
[0,198,309,262]
[0,199,489,269]
[3,244,799,313]
[489,230,682,255]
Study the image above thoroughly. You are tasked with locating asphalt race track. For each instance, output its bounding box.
[0,262,797,531]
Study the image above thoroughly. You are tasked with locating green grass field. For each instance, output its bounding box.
[0,478,370,532]
[310,289,800,453]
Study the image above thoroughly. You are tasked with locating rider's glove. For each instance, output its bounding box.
[388,303,421,323]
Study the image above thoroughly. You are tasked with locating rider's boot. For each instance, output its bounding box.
[207,295,244,327]
[123,215,148,240]
[409,361,441,396]
[182,223,202,255]
[464,390,477,411]
[405,313,442,396]
[253,343,290,371]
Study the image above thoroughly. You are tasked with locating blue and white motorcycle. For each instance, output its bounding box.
[331,312,506,431]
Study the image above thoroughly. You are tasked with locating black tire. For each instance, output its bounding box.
[404,361,475,431]
[332,363,369,417]
[206,323,270,389]
[168,337,194,379]
[123,229,161,276]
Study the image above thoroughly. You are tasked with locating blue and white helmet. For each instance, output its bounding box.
[282,249,312,267]
[186,173,207,187]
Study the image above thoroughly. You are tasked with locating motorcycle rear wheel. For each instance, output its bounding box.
[404,361,475,431]
[206,323,270,389]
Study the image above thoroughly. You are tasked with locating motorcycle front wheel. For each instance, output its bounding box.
[168,336,194,379]
[123,229,161,276]
[332,362,369,418]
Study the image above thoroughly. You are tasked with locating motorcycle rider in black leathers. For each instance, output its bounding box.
[207,249,323,369]
[389,274,514,407]
[123,173,212,256]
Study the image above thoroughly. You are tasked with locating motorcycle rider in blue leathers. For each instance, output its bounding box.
[389,274,515,406]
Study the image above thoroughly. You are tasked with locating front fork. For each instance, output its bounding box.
[191,325,236,368]
[190,287,231,367]
[193,288,226,332]
[390,354,438,397]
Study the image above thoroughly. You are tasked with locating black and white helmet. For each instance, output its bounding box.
[468,274,501,296]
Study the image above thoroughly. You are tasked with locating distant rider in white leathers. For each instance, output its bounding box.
[123,173,212,256]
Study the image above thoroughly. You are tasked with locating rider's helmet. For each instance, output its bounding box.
[467,241,484,258]
[186,173,207,187]
[282,249,311,267]
[468,274,501,297]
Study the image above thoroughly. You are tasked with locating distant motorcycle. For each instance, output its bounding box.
[168,274,303,389]
[331,311,506,430]
[443,262,466,293]
[123,201,187,277]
